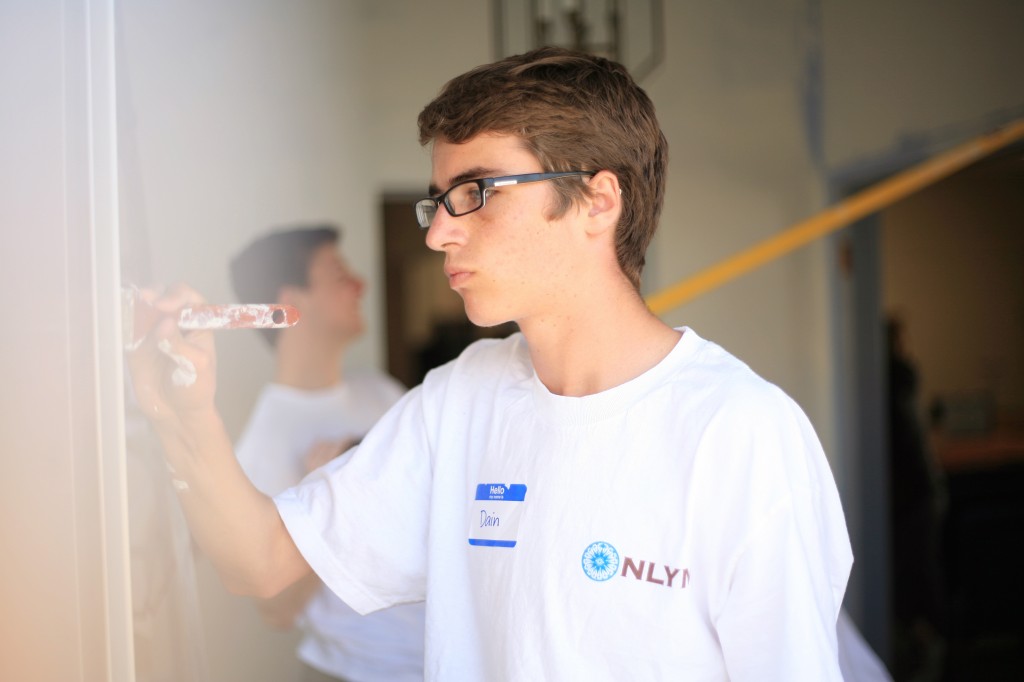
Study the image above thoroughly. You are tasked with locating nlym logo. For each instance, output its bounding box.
[581,541,691,589]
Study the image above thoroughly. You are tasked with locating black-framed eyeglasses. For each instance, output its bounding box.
[414,171,596,229]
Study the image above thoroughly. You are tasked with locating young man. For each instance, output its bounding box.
[226,226,425,682]
[130,48,852,680]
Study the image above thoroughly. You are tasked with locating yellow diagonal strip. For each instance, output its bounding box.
[645,118,1024,316]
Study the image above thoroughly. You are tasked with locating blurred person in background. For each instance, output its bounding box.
[230,225,424,682]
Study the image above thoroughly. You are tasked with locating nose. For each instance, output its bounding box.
[424,204,465,252]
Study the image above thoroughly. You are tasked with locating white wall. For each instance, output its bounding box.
[645,0,834,444]
[362,0,492,189]
[823,0,1024,170]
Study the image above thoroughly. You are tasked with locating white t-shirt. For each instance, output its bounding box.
[276,329,853,681]
[235,370,425,682]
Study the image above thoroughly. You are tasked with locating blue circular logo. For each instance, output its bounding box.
[581,541,620,581]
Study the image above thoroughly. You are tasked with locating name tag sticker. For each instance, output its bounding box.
[468,483,528,548]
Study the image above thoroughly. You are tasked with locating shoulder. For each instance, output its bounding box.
[678,336,849,575]
[670,329,799,423]
[674,330,824,483]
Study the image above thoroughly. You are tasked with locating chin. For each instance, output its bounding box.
[453,286,506,326]
[463,302,514,330]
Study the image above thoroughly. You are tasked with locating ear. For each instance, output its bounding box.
[584,170,622,236]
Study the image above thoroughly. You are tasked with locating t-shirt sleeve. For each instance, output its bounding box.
[717,498,845,680]
[710,387,852,681]
[273,385,432,615]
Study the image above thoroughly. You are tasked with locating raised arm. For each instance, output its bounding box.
[126,285,311,597]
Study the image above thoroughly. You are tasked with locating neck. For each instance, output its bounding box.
[274,331,346,390]
[518,280,681,397]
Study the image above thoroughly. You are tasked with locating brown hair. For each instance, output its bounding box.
[417,46,668,290]
[230,225,339,347]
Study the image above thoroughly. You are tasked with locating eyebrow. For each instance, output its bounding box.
[428,166,502,196]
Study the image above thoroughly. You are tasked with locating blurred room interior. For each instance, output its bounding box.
[2,1,1022,680]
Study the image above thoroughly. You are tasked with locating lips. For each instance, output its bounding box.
[446,267,472,288]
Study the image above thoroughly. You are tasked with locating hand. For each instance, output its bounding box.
[126,284,218,430]
[303,437,359,474]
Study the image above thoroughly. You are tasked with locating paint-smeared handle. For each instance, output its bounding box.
[177,304,300,330]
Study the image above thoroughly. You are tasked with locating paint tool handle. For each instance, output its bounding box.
[177,304,300,330]
[123,285,302,350]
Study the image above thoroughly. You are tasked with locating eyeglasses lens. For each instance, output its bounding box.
[416,180,486,228]
[415,200,436,228]
[447,181,484,217]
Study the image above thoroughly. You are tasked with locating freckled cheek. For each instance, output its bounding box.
[482,204,555,284]
[490,236,542,291]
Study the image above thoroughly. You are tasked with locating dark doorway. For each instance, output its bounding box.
[835,142,1024,681]
[381,195,517,388]
[878,144,1024,682]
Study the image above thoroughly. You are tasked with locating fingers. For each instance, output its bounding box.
[157,334,199,389]
[127,283,208,350]
[151,318,216,408]
[155,284,215,355]
[125,284,217,422]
